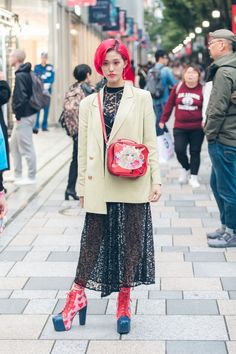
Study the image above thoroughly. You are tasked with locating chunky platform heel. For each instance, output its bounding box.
[52,287,87,331]
[79,304,87,325]
[116,287,131,334]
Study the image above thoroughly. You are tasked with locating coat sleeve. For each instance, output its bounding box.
[160,83,177,124]
[12,74,30,119]
[0,81,11,106]
[78,98,89,196]
[143,92,161,185]
[204,69,233,142]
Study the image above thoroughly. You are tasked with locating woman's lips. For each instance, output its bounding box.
[108,74,115,77]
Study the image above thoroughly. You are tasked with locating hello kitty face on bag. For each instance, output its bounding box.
[115,145,145,170]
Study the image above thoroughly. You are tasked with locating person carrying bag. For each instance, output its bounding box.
[52,38,161,336]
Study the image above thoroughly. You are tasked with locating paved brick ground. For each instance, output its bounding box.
[0,129,236,354]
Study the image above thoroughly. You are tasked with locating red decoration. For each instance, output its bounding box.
[67,0,96,7]
[185,41,192,56]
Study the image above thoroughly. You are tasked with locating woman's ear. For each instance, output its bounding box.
[123,60,128,69]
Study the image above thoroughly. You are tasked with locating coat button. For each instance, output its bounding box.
[88,176,92,180]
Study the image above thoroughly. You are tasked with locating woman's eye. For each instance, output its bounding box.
[114,61,120,65]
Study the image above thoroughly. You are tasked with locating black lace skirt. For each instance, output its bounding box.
[74,202,155,297]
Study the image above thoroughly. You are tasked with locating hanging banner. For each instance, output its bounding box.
[89,0,110,24]
[232,0,236,33]
[138,28,143,41]
[119,10,127,36]
[103,7,120,31]
[67,0,96,6]
[126,21,138,42]
[126,17,134,36]
[185,41,192,56]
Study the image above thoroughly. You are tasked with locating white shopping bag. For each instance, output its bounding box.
[157,129,174,163]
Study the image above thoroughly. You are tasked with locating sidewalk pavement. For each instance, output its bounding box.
[0,128,236,354]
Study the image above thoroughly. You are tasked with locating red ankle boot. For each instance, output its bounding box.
[116,287,131,334]
[52,286,87,331]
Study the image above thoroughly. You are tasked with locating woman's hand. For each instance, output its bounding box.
[0,193,7,219]
[159,122,165,130]
[80,196,84,208]
[0,72,4,80]
[149,184,162,202]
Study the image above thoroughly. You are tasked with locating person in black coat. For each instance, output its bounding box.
[9,49,38,185]
[0,73,11,192]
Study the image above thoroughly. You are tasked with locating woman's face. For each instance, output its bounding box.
[101,50,127,87]
[184,67,199,85]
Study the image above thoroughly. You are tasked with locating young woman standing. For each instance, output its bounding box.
[53,39,161,334]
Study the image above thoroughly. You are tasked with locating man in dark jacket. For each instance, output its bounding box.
[9,49,38,185]
[204,29,236,247]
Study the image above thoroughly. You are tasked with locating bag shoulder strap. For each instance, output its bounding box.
[98,91,108,144]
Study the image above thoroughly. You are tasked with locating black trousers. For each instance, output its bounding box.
[66,136,78,192]
[173,128,204,175]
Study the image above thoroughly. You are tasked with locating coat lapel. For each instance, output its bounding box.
[108,82,134,143]
[91,82,135,151]
[91,89,104,154]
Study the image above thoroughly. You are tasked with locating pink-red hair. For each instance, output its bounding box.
[94,39,131,76]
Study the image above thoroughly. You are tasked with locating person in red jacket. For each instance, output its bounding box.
[160,65,204,188]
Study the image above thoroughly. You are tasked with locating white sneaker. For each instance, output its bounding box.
[14,178,36,186]
[189,175,200,188]
[4,175,22,183]
[178,168,190,184]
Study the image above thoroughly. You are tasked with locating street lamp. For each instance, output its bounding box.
[195,27,202,34]
[212,10,220,18]
[202,20,210,28]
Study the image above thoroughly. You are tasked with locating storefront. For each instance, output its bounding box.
[0,7,19,127]
[0,0,103,127]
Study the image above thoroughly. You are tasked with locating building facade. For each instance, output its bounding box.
[0,0,103,127]
[0,0,146,127]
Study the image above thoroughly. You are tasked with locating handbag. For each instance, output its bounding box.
[0,125,8,171]
[157,125,174,163]
[98,92,149,178]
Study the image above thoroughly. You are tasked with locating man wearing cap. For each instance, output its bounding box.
[33,52,55,132]
[204,29,236,248]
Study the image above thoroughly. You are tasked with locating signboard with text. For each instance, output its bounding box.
[89,0,110,24]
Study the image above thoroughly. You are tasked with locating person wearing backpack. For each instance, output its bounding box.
[9,49,38,185]
[146,50,177,136]
[63,64,94,200]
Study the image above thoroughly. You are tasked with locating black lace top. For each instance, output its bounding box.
[103,86,124,140]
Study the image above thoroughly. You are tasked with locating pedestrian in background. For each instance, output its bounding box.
[0,72,11,193]
[160,65,204,188]
[204,29,236,248]
[52,38,161,335]
[64,64,94,201]
[33,52,55,133]
[9,49,38,185]
[146,50,177,136]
